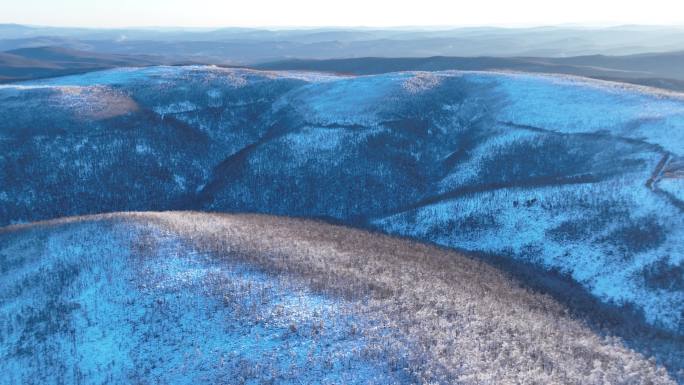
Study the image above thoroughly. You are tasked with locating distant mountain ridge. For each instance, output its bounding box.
[2,24,683,87]
[2,45,683,93]
[258,52,684,91]
[2,24,684,63]
[0,46,180,82]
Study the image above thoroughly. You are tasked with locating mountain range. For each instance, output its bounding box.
[3,24,684,59]
[2,20,684,384]
[2,45,684,93]
[1,66,683,381]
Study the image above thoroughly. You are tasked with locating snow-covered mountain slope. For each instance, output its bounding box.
[1,66,683,339]
[0,212,677,384]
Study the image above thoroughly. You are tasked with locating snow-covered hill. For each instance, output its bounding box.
[0,212,677,384]
[1,66,683,339]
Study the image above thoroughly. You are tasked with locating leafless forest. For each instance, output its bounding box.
[2,211,678,384]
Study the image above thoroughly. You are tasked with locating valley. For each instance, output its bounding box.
[1,66,683,382]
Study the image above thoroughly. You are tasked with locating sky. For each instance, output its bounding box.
[1,0,683,28]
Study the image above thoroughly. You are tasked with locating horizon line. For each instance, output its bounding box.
[3,22,684,31]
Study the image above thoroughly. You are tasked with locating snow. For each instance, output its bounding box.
[153,101,200,117]
[481,72,684,156]
[437,127,539,193]
[659,178,684,202]
[135,144,151,154]
[402,72,443,94]
[2,65,683,335]
[374,177,684,330]
[280,73,410,127]
[0,221,412,385]
[278,125,378,162]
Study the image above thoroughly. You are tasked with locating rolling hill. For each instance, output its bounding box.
[1,66,683,379]
[0,212,677,384]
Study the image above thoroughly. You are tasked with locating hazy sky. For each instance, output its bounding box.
[2,0,683,28]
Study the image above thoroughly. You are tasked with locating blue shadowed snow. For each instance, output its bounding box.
[0,221,413,385]
[17,67,181,87]
[374,178,684,330]
[283,73,415,127]
[2,66,684,335]
[486,73,684,156]
[11,66,341,89]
